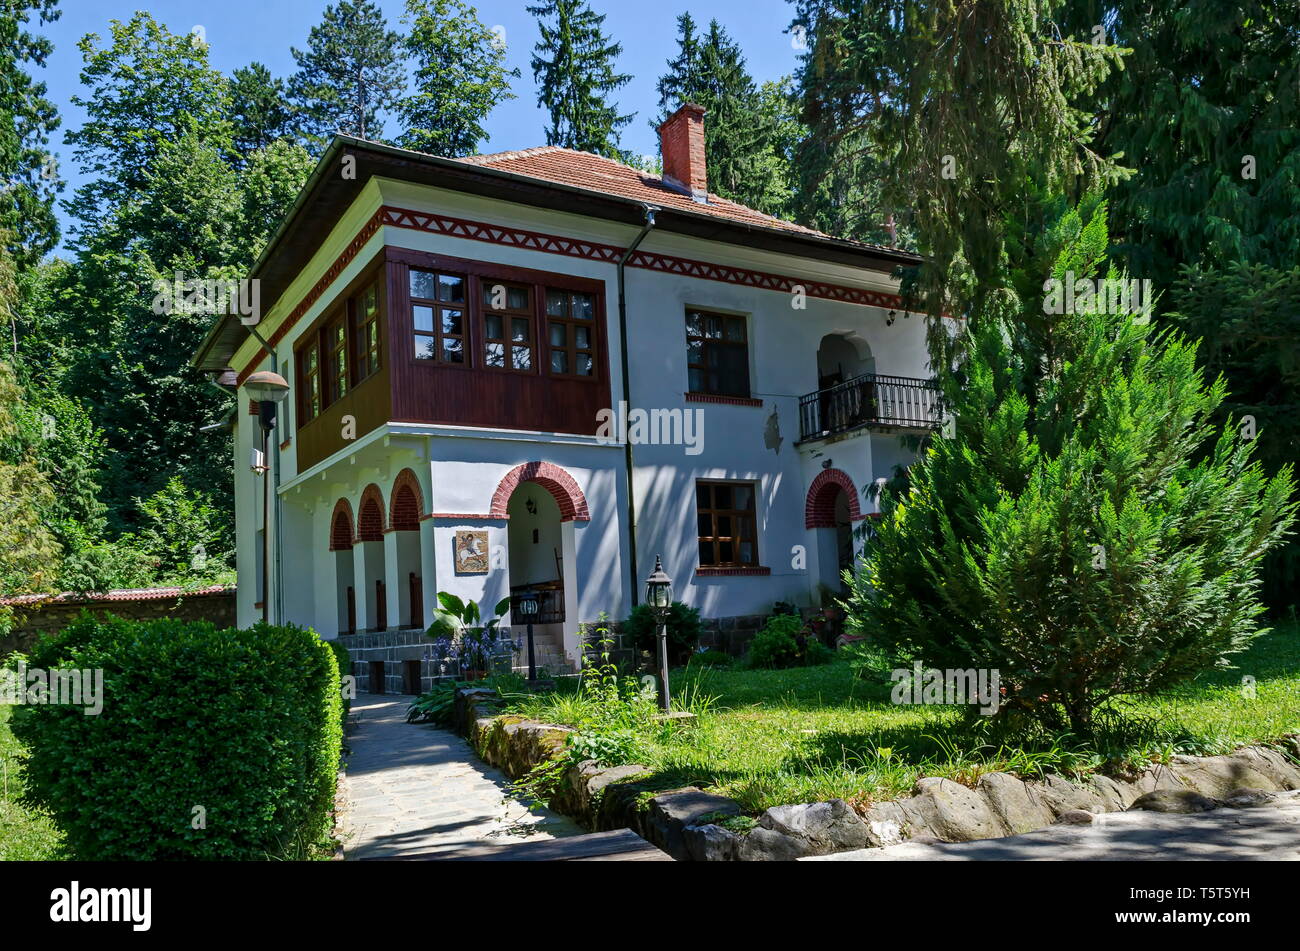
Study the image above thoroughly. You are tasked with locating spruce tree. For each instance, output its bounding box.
[397,0,518,157]
[229,62,298,158]
[527,0,632,158]
[844,198,1297,736]
[289,0,405,143]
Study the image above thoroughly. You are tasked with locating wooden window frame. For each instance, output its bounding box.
[481,279,536,374]
[546,288,598,379]
[410,268,469,367]
[324,310,350,406]
[695,479,760,568]
[355,280,382,382]
[297,340,322,424]
[686,309,751,398]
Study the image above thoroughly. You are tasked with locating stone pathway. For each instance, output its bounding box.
[341,694,582,859]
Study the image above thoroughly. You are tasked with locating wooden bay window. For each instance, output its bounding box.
[546,289,596,378]
[482,280,534,372]
[411,269,466,364]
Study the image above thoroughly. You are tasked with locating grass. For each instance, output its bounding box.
[0,704,65,860]
[502,621,1300,814]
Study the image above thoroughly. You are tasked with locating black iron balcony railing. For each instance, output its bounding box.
[798,372,941,442]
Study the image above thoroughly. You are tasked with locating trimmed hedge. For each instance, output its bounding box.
[12,615,342,860]
[326,638,353,731]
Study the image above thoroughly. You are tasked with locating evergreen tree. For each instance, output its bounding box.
[397,0,517,157]
[0,0,62,267]
[229,62,298,158]
[528,0,632,157]
[653,15,793,215]
[289,0,405,144]
[844,199,1297,735]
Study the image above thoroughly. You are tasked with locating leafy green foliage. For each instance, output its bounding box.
[11,615,342,859]
[623,600,702,665]
[748,614,832,669]
[228,62,298,158]
[397,0,517,157]
[844,199,1297,735]
[528,0,632,157]
[289,0,404,143]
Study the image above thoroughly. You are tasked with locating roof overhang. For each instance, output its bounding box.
[192,136,921,374]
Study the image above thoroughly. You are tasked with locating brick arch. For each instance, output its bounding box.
[389,468,425,531]
[805,468,863,529]
[329,499,355,551]
[356,483,386,542]
[489,462,590,522]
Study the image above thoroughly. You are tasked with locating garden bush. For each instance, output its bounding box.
[748,615,832,669]
[12,614,342,860]
[327,637,353,731]
[624,600,701,665]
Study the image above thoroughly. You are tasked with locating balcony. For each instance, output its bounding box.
[798,373,941,442]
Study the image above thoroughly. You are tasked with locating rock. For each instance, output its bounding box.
[898,777,1008,842]
[1168,752,1282,799]
[759,799,871,853]
[977,772,1054,834]
[861,801,909,847]
[1129,789,1219,814]
[1087,774,1135,812]
[909,834,944,845]
[1056,809,1095,825]
[1223,788,1278,809]
[645,789,741,860]
[683,823,741,862]
[1032,774,1107,818]
[737,826,809,862]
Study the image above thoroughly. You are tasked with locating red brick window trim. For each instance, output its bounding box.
[684,392,763,407]
[695,566,772,577]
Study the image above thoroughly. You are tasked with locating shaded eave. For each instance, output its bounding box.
[193,136,921,374]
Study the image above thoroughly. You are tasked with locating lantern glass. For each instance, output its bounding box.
[644,555,673,612]
[520,597,539,617]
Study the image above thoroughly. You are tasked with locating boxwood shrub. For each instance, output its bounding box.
[12,614,342,860]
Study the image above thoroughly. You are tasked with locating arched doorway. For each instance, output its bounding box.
[356,484,387,631]
[389,469,424,629]
[330,500,356,635]
[806,468,863,601]
[816,333,876,433]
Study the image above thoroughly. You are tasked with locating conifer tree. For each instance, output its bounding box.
[527,0,632,158]
[229,62,298,158]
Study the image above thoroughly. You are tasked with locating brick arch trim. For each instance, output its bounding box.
[390,468,425,531]
[489,462,591,522]
[329,499,355,551]
[805,468,863,530]
[357,483,386,542]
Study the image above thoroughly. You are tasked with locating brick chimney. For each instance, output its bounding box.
[658,103,707,202]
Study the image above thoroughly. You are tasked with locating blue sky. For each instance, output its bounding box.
[39,0,805,247]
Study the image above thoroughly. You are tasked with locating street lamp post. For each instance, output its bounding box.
[516,590,540,683]
[644,554,674,711]
[245,370,291,625]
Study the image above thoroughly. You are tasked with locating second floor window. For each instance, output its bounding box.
[325,316,348,403]
[411,269,466,364]
[686,309,750,397]
[547,289,596,377]
[298,342,321,423]
[483,280,534,372]
[356,281,381,381]
[696,480,758,567]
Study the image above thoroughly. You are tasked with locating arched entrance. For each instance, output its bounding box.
[356,484,387,631]
[389,469,424,629]
[816,332,876,433]
[329,499,356,635]
[806,468,863,600]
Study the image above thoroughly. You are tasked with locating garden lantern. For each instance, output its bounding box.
[644,555,673,710]
[516,590,540,682]
[244,369,290,627]
[245,370,290,433]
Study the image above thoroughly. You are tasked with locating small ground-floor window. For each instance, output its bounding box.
[696,480,759,567]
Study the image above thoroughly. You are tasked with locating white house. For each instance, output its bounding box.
[192,104,940,686]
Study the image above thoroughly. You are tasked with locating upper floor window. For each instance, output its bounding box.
[686,309,750,397]
[483,280,534,372]
[696,480,758,567]
[411,269,466,364]
[355,281,381,381]
[325,314,349,404]
[298,341,321,423]
[547,289,596,377]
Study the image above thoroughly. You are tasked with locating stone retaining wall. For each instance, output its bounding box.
[453,685,1300,861]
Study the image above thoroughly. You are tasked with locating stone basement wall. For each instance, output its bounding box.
[454,685,1300,861]
[0,589,236,658]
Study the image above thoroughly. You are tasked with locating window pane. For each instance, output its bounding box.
[485,314,503,339]
[546,290,566,316]
[441,310,462,335]
[688,368,703,391]
[739,542,754,564]
[551,350,568,374]
[508,287,529,310]
[686,311,702,337]
[717,515,733,538]
[696,483,710,507]
[697,513,711,536]
[438,274,464,303]
[443,337,463,362]
[363,285,378,317]
[576,353,593,376]
[714,485,732,509]
[413,305,434,332]
[733,485,753,511]
[572,293,594,319]
[512,346,532,370]
[719,540,734,563]
[706,315,722,339]
[699,540,713,565]
[549,323,566,348]
[414,335,435,360]
[410,270,435,300]
[575,326,590,350]
[725,317,745,342]
[511,318,529,341]
[306,347,318,372]
[485,342,505,368]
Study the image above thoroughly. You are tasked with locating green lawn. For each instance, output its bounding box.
[510,622,1300,814]
[0,705,65,860]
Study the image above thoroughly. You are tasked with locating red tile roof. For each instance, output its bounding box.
[0,585,233,608]
[457,146,832,238]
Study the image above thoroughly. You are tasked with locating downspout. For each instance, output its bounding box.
[247,327,284,626]
[617,205,657,608]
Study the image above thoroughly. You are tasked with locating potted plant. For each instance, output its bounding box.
[426,592,512,681]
